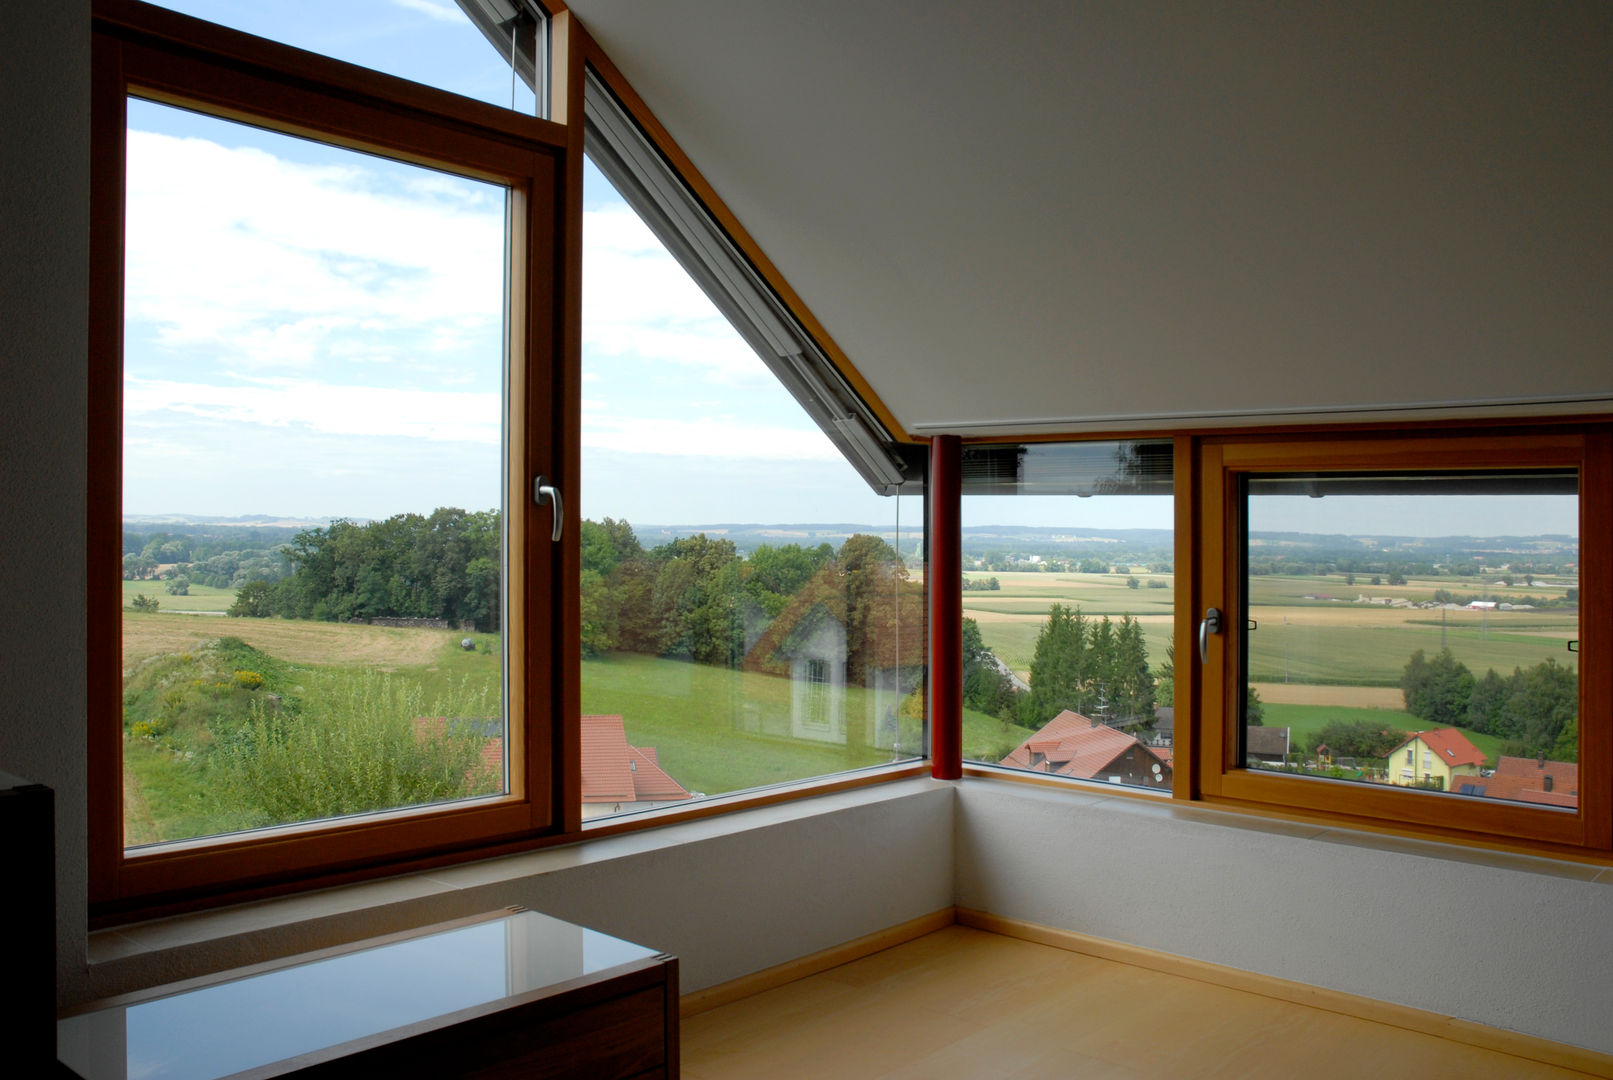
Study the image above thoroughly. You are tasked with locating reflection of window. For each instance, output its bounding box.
[1195,430,1608,853]
[805,659,832,728]
[90,2,564,910]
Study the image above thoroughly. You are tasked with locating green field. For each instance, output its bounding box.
[965,570,1577,689]
[122,579,239,613]
[1258,703,1504,764]
[122,613,1038,842]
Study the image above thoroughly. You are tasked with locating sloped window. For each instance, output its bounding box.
[578,76,925,820]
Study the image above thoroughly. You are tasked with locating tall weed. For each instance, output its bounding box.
[211,671,497,827]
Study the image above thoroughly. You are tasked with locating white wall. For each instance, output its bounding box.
[0,0,91,1002]
[76,781,955,1004]
[955,780,1613,1054]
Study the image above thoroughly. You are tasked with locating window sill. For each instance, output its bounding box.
[961,768,1613,879]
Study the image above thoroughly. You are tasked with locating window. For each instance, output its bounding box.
[1194,430,1610,852]
[959,440,1176,794]
[139,0,550,117]
[90,2,923,912]
[90,0,567,909]
[575,68,927,821]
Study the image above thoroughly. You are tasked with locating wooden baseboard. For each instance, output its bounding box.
[679,907,956,1018]
[957,909,1613,1079]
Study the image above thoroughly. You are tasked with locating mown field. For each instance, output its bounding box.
[966,570,1577,688]
[121,611,1033,844]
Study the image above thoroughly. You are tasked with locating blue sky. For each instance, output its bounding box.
[122,2,1578,541]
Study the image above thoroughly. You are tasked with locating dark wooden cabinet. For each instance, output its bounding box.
[59,908,678,1079]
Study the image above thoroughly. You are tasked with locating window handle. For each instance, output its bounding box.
[533,475,563,542]
[1198,607,1223,663]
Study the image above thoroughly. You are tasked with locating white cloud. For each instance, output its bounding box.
[582,206,767,380]
[390,0,465,23]
[580,413,840,461]
[125,377,501,444]
[125,129,503,371]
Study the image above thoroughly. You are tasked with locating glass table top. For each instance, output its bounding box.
[58,909,660,1080]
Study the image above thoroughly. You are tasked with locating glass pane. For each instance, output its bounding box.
[121,99,509,847]
[961,442,1176,793]
[578,158,924,820]
[147,1,544,116]
[1243,471,1580,809]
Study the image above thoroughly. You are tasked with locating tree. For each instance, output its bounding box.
[1126,576,1140,589]
[228,579,276,618]
[165,575,190,596]
[129,593,159,613]
[1401,648,1474,728]
[1245,685,1265,727]
[1023,604,1090,725]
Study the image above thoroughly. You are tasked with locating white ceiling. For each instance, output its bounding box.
[566,1,1613,436]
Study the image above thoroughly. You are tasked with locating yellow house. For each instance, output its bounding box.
[1388,728,1487,791]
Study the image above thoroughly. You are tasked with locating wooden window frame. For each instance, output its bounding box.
[1192,426,1612,854]
[88,0,572,914]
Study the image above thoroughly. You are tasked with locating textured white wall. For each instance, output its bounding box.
[955,780,1613,1054]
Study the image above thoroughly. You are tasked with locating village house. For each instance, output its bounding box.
[1386,728,1487,791]
[1001,710,1173,790]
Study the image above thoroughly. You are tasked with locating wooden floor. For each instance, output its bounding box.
[682,926,1595,1080]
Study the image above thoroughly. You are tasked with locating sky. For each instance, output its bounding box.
[121,2,1579,541]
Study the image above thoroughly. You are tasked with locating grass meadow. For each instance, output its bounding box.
[121,609,1034,843]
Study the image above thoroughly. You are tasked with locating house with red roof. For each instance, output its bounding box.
[1386,727,1487,791]
[1000,710,1172,789]
[415,713,694,819]
[1449,755,1578,809]
[580,714,695,820]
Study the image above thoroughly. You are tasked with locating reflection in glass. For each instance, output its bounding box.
[120,101,509,847]
[1242,471,1580,809]
[961,442,1176,792]
[57,910,658,1080]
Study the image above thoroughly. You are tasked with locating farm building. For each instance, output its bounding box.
[1001,710,1172,790]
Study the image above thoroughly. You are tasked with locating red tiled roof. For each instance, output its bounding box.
[1001,710,1164,782]
[1388,727,1487,770]
[581,714,693,804]
[415,714,692,805]
[581,713,637,801]
[1452,755,1579,808]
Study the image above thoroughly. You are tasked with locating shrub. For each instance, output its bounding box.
[130,594,159,613]
[232,669,265,690]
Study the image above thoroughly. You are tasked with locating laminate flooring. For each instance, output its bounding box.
[682,926,1597,1080]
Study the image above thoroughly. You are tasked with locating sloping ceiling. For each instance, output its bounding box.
[566,1,1613,435]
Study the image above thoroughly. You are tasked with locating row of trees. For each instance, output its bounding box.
[580,518,917,682]
[1401,648,1578,760]
[229,509,502,629]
